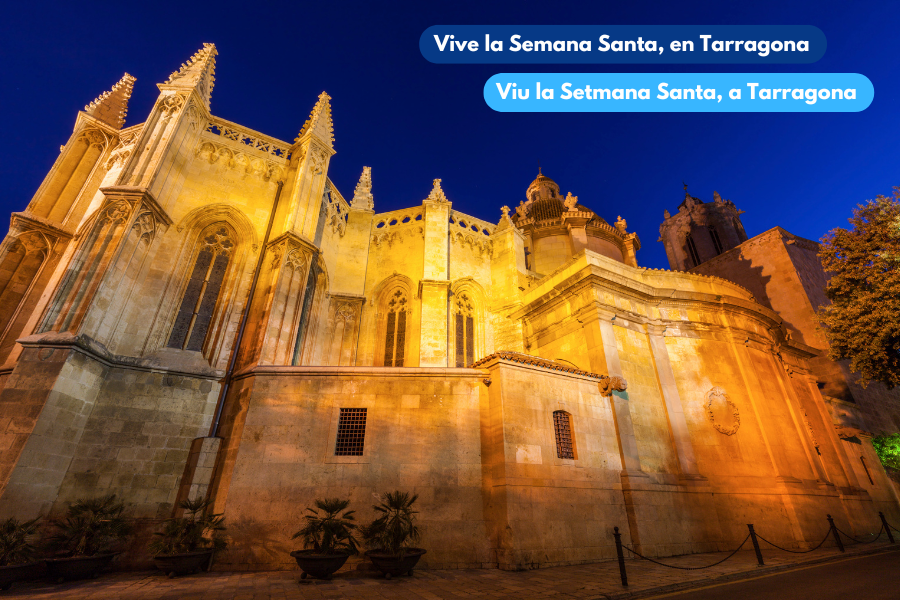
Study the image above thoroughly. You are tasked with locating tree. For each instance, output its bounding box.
[818,188,900,389]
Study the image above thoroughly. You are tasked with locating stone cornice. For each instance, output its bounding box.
[9,212,74,240]
[13,331,222,378]
[472,351,608,381]
[99,185,173,227]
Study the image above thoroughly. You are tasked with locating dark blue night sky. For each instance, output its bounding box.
[1,0,896,268]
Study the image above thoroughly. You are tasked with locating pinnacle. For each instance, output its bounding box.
[295,92,334,148]
[164,43,217,110]
[84,73,136,129]
[427,178,448,203]
[351,166,373,210]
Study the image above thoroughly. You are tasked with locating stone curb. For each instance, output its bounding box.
[594,544,900,600]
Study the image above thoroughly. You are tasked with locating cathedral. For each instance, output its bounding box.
[0,44,898,571]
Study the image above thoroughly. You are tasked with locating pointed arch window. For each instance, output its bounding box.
[454,293,476,368]
[383,289,408,367]
[708,225,724,255]
[685,233,701,267]
[168,226,234,352]
[553,410,576,459]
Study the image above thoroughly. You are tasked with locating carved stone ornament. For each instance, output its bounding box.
[563,192,579,211]
[705,386,740,436]
[599,375,628,397]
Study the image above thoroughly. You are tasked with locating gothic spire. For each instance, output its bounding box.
[351,166,373,210]
[84,73,136,129]
[164,43,217,110]
[295,92,334,148]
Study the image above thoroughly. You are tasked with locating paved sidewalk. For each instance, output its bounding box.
[4,540,898,599]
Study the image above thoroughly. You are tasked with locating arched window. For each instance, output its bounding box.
[454,293,475,368]
[167,225,234,352]
[553,410,576,459]
[708,225,724,255]
[383,289,408,367]
[685,233,701,267]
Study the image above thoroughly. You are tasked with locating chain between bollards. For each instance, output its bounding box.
[826,514,845,552]
[747,524,765,566]
[613,526,628,586]
[879,512,896,544]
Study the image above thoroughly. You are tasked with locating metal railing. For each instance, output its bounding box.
[612,511,899,587]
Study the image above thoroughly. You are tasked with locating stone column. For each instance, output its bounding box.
[646,323,703,480]
[597,312,645,478]
[418,181,451,366]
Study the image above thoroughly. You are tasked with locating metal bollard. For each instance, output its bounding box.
[879,512,895,544]
[747,524,765,566]
[614,526,628,587]
[827,514,844,552]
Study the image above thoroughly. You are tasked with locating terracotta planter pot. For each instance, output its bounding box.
[365,548,426,579]
[152,549,214,578]
[289,550,350,580]
[0,561,42,591]
[44,553,117,583]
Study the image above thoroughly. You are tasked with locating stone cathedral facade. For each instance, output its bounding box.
[0,44,897,571]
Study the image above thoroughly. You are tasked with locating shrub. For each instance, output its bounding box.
[45,495,131,557]
[0,517,40,566]
[149,497,226,556]
[293,498,359,555]
[873,433,900,472]
[360,491,420,556]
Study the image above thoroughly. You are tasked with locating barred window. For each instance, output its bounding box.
[553,410,575,459]
[335,408,367,456]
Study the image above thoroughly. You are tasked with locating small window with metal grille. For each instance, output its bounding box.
[335,408,367,456]
[553,410,576,459]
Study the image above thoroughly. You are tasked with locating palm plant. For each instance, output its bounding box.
[46,495,131,557]
[293,498,359,555]
[0,517,40,566]
[149,497,227,556]
[360,491,420,556]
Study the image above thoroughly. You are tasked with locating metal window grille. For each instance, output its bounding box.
[553,411,575,459]
[335,408,367,456]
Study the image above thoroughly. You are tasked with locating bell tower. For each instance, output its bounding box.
[659,186,748,271]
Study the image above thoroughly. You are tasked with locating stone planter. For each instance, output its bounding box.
[152,549,214,578]
[44,553,117,583]
[289,550,350,580]
[0,561,42,590]
[365,548,426,579]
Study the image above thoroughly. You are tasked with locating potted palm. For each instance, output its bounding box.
[149,497,226,578]
[44,495,131,582]
[290,497,359,580]
[360,491,426,579]
[0,517,41,590]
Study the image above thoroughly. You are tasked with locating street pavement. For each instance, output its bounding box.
[2,540,897,599]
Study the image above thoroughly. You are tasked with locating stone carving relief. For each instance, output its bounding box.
[99,200,133,226]
[80,128,109,149]
[615,216,628,234]
[705,387,740,435]
[159,94,187,118]
[334,301,358,323]
[802,408,821,455]
[195,141,285,183]
[104,126,143,170]
[599,375,628,397]
[308,146,327,174]
[132,212,158,243]
[563,192,579,211]
[451,231,492,258]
